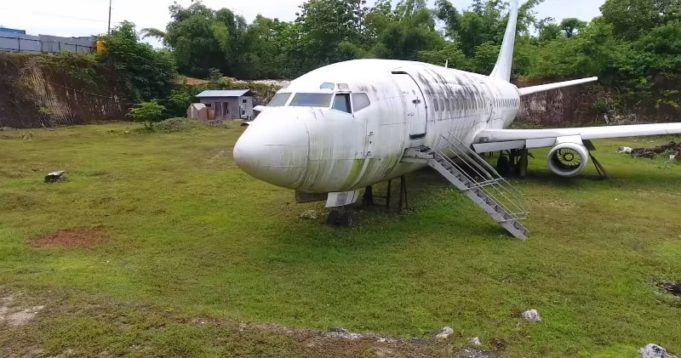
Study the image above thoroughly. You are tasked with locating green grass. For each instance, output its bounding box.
[0,123,680,357]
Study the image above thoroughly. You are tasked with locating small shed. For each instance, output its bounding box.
[195,90,254,120]
[186,103,208,121]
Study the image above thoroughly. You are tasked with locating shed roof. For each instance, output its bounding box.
[196,90,252,98]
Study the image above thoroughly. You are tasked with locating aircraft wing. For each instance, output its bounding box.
[518,77,599,96]
[473,123,681,153]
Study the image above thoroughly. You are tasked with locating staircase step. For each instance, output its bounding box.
[426,149,528,240]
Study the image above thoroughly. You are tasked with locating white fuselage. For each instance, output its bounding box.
[234,59,521,193]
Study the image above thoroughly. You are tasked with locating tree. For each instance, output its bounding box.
[127,100,166,129]
[560,18,587,38]
[601,0,681,40]
[98,21,177,103]
[295,0,369,66]
[536,18,561,42]
[239,16,296,79]
[152,1,247,78]
[363,0,444,61]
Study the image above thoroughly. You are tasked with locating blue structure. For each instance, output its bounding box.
[0,27,94,54]
[0,27,27,35]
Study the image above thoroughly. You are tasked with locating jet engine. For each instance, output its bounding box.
[547,141,590,177]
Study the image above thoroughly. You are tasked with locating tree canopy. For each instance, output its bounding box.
[99,21,176,103]
[114,0,680,114]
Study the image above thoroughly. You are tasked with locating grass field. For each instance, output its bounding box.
[0,122,679,357]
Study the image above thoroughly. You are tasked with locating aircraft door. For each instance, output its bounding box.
[391,72,427,139]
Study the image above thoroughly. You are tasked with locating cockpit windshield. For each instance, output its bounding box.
[267,91,371,113]
[268,93,291,107]
[289,93,333,108]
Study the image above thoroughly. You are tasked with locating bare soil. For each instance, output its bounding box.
[30,227,109,249]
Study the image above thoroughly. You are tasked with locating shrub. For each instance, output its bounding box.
[127,100,166,129]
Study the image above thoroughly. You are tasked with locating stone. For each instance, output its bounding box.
[640,344,678,358]
[435,326,454,339]
[45,170,66,183]
[470,337,482,346]
[462,348,491,358]
[326,328,362,341]
[522,309,542,322]
[299,210,319,220]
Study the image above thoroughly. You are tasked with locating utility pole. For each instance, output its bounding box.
[107,0,112,34]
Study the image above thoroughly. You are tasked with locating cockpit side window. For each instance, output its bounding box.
[332,94,352,113]
[290,93,333,107]
[268,93,291,107]
[351,93,371,112]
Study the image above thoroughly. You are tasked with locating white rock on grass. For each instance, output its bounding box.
[435,326,454,339]
[326,328,362,341]
[522,309,542,322]
[299,210,319,220]
[640,344,678,358]
[470,337,482,346]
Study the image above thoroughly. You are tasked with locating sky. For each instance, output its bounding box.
[0,0,606,40]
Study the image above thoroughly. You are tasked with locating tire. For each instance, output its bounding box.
[497,155,511,176]
[326,209,340,226]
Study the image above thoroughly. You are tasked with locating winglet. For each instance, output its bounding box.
[490,0,519,82]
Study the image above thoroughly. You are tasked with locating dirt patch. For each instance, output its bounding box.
[30,227,109,249]
[0,295,45,327]
[631,142,681,160]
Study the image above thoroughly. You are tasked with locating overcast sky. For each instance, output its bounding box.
[0,0,606,40]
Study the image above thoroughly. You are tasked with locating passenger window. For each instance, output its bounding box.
[433,97,439,112]
[332,94,352,113]
[352,93,371,112]
[268,93,291,107]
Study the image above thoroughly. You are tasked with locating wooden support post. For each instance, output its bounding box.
[398,175,408,211]
[385,180,392,209]
[519,149,529,178]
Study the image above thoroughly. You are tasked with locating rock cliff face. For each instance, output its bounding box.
[0,53,128,128]
[516,81,681,127]
[2,53,678,129]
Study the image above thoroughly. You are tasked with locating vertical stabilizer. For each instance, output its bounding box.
[490,0,519,82]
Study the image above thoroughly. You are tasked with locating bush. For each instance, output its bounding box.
[127,100,166,129]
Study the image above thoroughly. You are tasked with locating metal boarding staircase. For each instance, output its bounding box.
[404,135,529,240]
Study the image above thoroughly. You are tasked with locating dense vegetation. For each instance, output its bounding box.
[96,0,681,119]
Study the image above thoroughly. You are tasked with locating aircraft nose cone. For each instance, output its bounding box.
[233,118,309,189]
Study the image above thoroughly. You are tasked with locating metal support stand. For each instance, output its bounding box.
[590,153,609,179]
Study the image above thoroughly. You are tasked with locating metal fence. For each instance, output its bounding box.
[0,32,94,54]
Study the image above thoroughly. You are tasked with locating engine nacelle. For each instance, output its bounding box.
[547,140,590,177]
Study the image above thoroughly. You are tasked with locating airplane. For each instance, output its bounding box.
[233,0,681,239]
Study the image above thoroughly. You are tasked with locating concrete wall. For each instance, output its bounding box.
[0,31,94,54]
